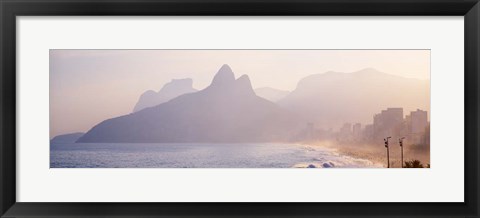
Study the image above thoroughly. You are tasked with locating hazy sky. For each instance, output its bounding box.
[50,50,430,137]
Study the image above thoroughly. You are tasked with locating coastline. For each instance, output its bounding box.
[294,143,383,168]
[306,141,430,168]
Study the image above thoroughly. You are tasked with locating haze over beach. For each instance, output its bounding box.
[50,50,430,168]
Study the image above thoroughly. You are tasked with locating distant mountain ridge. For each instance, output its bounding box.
[51,132,85,144]
[255,87,290,102]
[278,68,429,129]
[76,66,428,143]
[77,65,299,143]
[133,78,197,112]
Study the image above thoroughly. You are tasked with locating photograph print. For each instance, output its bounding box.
[50,50,430,168]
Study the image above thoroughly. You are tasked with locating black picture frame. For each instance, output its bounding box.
[1,0,479,217]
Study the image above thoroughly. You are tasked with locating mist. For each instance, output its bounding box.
[50,49,430,138]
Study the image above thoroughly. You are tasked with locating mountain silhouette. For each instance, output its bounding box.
[278,68,429,129]
[255,87,290,102]
[77,64,298,143]
[132,78,197,112]
[51,132,85,144]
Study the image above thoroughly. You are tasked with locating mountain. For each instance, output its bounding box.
[278,68,429,129]
[77,65,299,143]
[51,132,85,144]
[132,78,197,112]
[255,87,290,102]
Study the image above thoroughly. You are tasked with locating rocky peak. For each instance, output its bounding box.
[211,64,235,87]
[235,74,255,95]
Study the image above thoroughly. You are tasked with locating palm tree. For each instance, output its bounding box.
[404,160,424,168]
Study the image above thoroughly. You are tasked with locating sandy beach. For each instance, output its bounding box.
[310,141,430,168]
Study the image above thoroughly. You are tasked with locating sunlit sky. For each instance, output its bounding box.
[50,50,430,137]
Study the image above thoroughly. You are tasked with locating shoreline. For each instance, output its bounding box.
[305,140,430,168]
[294,143,383,168]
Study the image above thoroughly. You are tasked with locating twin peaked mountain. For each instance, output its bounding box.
[77,65,298,143]
[77,65,429,143]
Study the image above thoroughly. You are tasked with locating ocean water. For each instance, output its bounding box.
[50,143,380,168]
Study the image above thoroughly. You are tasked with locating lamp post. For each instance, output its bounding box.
[384,137,391,168]
[399,137,405,168]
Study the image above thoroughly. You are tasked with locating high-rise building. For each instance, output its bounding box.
[373,108,403,140]
[339,123,352,139]
[407,109,428,145]
[363,124,374,140]
[352,123,362,139]
[410,109,428,134]
[306,122,315,139]
[423,123,430,145]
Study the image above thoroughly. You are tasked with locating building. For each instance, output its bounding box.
[305,122,315,140]
[339,123,352,139]
[373,108,404,140]
[410,109,428,134]
[363,124,374,140]
[352,123,362,139]
[406,109,429,145]
[423,123,430,145]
